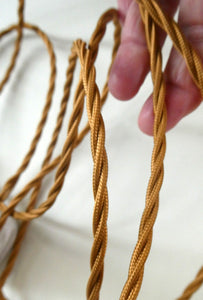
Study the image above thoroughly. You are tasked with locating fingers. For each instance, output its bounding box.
[139,0,203,135]
[109,0,148,100]
[138,83,201,135]
[108,0,179,100]
[117,0,133,24]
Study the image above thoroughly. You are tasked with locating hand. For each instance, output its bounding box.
[108,0,203,135]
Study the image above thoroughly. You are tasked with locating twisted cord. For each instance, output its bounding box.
[0,78,85,223]
[0,29,109,293]
[0,22,56,205]
[0,22,57,296]
[0,48,78,292]
[0,10,120,220]
[42,50,78,167]
[75,12,121,148]
[0,22,56,228]
[120,4,167,300]
[137,0,203,97]
[0,88,85,299]
[0,35,100,224]
[74,39,109,300]
[0,2,202,300]
[0,11,120,224]
[82,10,120,299]
[0,0,24,93]
[176,267,203,300]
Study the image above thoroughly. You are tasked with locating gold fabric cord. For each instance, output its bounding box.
[0,0,202,299]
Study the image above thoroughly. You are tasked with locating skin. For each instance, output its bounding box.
[108,0,203,135]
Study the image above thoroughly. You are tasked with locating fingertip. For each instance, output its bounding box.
[138,83,202,136]
[164,83,202,130]
[108,55,138,100]
[138,96,154,135]
[108,43,149,100]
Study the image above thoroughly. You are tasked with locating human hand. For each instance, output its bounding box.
[108,0,203,135]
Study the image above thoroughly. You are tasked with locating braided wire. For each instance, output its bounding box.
[0,46,78,292]
[0,53,86,298]
[120,4,167,299]
[73,39,109,300]
[76,10,120,299]
[176,267,203,300]
[0,10,120,223]
[0,1,202,300]
[0,22,56,205]
[0,8,120,297]
[137,0,203,97]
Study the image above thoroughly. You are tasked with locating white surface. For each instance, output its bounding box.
[0,1,202,299]
[0,217,18,266]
